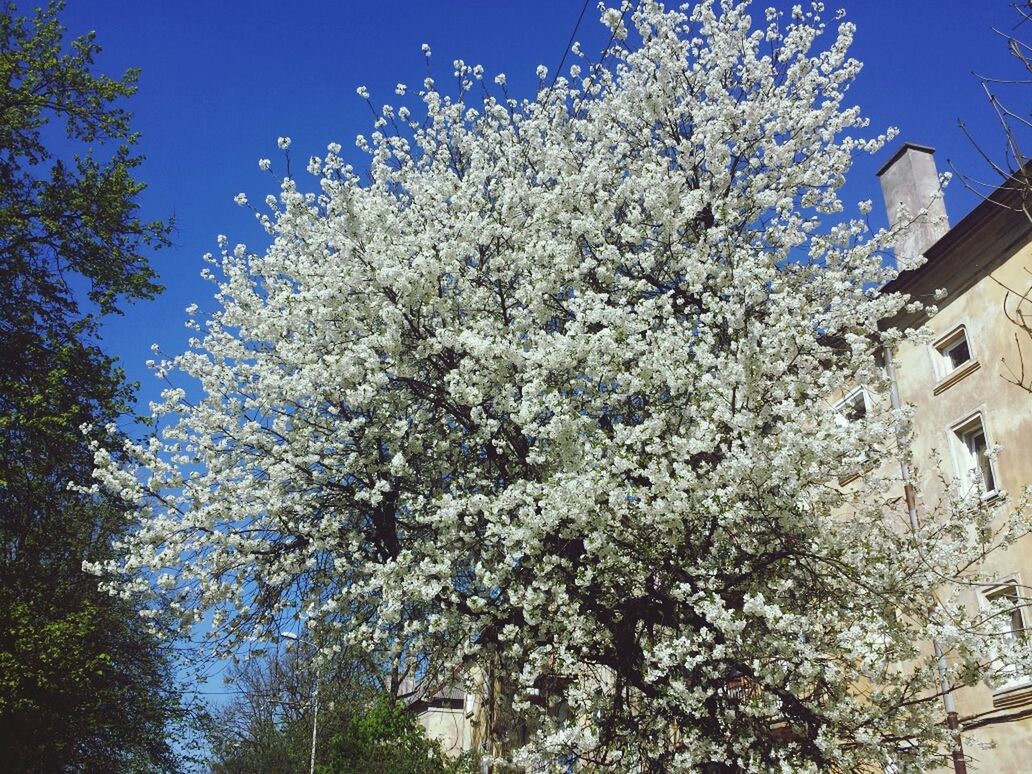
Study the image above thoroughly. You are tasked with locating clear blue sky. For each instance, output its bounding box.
[55,0,1025,418]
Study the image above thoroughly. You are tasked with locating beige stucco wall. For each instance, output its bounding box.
[894,239,1032,508]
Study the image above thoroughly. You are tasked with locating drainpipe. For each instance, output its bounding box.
[883,346,967,774]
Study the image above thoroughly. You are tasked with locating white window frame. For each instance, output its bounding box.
[833,386,873,485]
[833,385,871,426]
[980,578,1030,691]
[949,412,999,501]
[933,325,975,379]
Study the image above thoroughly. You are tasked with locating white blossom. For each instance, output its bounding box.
[602,7,627,38]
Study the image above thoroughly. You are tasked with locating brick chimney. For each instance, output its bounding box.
[876,143,949,261]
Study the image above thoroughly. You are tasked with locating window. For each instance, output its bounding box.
[982,581,1029,687]
[987,584,1026,646]
[940,333,971,371]
[952,415,997,497]
[834,386,869,424]
[932,326,980,393]
[834,387,872,484]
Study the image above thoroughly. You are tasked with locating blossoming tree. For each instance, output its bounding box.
[91,2,1032,770]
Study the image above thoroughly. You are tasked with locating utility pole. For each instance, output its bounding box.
[282,631,321,774]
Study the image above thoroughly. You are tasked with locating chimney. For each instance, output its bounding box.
[876,143,949,261]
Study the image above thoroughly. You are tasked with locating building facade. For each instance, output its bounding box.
[880,144,1032,773]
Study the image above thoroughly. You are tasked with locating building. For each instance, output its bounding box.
[399,673,479,757]
[879,144,1032,773]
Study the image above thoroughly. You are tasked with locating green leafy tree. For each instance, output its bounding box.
[319,698,463,774]
[209,644,467,774]
[0,1,186,769]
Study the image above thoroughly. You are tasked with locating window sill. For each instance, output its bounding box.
[837,471,860,486]
[838,459,877,487]
[933,359,981,395]
[993,680,1032,710]
[965,490,1004,510]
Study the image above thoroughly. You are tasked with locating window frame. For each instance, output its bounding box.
[948,412,999,501]
[935,325,973,373]
[931,325,980,394]
[980,578,1031,691]
[941,335,971,371]
[833,385,871,425]
[833,386,873,485]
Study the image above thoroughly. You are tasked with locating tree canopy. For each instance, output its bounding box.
[320,697,463,774]
[93,2,1032,771]
[0,2,187,769]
